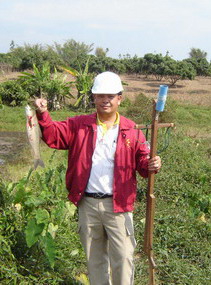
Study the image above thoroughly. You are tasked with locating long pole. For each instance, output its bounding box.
[143,84,169,284]
[144,100,158,284]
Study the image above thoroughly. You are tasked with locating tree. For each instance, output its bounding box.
[8,44,63,71]
[89,56,126,74]
[120,55,142,74]
[54,39,94,69]
[185,57,211,76]
[164,58,196,86]
[89,55,107,73]
[0,53,13,72]
[103,57,126,74]
[189,48,207,60]
[140,53,197,85]
[141,53,166,79]
[95,47,109,57]
[10,40,15,51]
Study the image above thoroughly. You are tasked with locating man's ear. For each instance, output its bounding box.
[118,95,122,105]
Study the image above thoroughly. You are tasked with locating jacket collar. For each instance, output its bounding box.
[82,113,97,126]
[119,116,135,130]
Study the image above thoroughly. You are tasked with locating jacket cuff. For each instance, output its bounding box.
[36,111,52,126]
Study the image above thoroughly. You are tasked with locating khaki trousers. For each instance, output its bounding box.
[78,197,136,285]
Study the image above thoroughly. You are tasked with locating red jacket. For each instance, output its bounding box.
[37,112,150,212]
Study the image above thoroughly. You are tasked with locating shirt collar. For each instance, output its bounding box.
[97,112,120,126]
[97,112,120,135]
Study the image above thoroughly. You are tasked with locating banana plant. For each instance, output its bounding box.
[62,57,94,111]
[19,63,74,110]
[20,63,51,97]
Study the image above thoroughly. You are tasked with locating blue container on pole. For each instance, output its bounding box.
[156,85,168,112]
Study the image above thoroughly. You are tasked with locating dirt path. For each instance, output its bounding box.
[0,131,28,166]
[0,71,21,83]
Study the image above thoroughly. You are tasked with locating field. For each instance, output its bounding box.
[0,73,211,284]
[122,74,211,107]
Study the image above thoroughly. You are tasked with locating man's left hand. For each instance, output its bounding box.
[148,156,161,172]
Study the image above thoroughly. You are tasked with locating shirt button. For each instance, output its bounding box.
[79,193,82,196]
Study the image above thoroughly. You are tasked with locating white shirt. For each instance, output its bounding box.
[85,123,119,194]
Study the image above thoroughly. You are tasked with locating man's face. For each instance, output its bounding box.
[94,94,122,116]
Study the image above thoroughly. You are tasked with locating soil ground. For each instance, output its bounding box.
[0,131,27,165]
[121,74,211,107]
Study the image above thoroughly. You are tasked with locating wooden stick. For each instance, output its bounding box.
[135,123,174,130]
[144,100,159,285]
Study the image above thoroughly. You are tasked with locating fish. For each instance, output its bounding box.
[25,105,45,169]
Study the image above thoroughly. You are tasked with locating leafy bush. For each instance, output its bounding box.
[45,72,74,110]
[124,93,176,124]
[0,80,30,106]
[120,96,132,108]
[0,160,84,284]
[0,64,73,109]
[124,93,152,123]
[19,63,53,97]
[62,57,94,111]
[20,63,74,110]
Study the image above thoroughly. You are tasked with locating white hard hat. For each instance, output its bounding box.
[91,71,124,94]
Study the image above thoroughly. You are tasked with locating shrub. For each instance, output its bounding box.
[62,57,94,111]
[120,96,132,108]
[0,162,81,283]
[124,93,177,124]
[19,63,74,110]
[0,64,73,109]
[124,93,152,124]
[0,80,30,106]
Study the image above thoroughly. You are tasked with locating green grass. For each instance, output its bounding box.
[176,103,211,134]
[133,130,211,284]
[0,105,84,132]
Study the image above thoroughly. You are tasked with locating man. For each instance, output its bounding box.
[35,71,161,285]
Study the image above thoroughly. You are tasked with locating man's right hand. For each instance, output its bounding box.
[34,98,48,113]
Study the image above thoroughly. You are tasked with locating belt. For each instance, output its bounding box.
[85,192,113,199]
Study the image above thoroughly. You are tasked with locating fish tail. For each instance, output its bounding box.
[34,159,45,169]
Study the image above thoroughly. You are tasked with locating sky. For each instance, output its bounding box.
[0,0,211,61]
